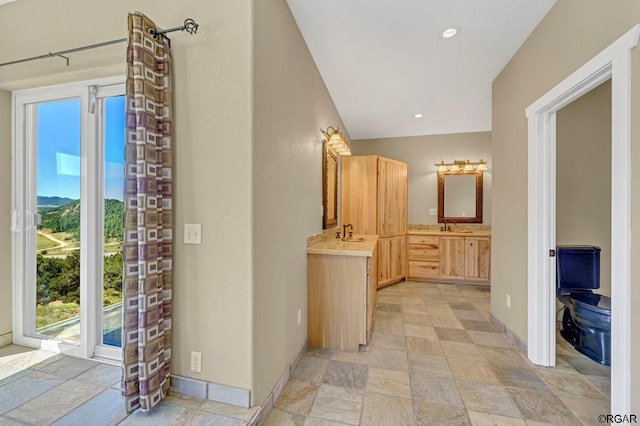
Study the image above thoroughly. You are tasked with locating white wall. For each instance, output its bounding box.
[351,132,492,224]
[556,80,611,297]
[0,0,255,394]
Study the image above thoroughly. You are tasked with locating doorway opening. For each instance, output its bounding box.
[526,25,639,414]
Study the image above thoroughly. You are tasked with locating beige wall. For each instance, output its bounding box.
[251,0,347,405]
[0,89,11,336]
[556,80,611,296]
[351,133,492,225]
[0,0,255,393]
[491,0,640,344]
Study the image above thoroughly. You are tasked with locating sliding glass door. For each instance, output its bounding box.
[13,78,125,361]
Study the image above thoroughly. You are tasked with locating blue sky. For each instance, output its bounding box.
[37,96,125,201]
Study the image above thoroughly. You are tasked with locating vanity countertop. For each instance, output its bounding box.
[307,234,378,257]
[408,230,491,237]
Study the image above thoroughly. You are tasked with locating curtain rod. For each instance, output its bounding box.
[0,18,199,69]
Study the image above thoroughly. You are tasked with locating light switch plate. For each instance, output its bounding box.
[184,224,202,244]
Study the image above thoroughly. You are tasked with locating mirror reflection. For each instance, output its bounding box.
[438,170,483,223]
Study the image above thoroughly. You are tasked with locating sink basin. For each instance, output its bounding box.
[342,237,366,242]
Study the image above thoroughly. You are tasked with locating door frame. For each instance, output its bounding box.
[525,25,640,414]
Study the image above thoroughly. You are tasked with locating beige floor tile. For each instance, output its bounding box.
[263,408,306,426]
[368,348,408,372]
[507,387,582,425]
[489,364,551,393]
[559,354,610,377]
[537,369,606,399]
[460,319,499,332]
[468,330,512,348]
[447,357,500,385]
[73,363,122,388]
[401,313,432,326]
[409,368,464,407]
[477,345,530,368]
[441,341,484,360]
[407,354,451,377]
[330,350,369,365]
[293,356,328,383]
[369,333,406,351]
[467,410,526,426]
[583,374,611,399]
[403,323,436,339]
[7,379,103,424]
[304,416,352,425]
[457,380,521,418]
[372,316,405,336]
[309,384,364,426]
[360,393,413,426]
[321,361,367,390]
[453,309,487,321]
[434,327,473,343]
[558,395,610,426]
[365,367,411,398]
[405,336,443,357]
[429,315,464,329]
[414,401,470,425]
[274,378,319,415]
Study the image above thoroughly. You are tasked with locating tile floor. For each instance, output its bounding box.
[0,281,611,425]
[0,345,259,425]
[264,281,611,426]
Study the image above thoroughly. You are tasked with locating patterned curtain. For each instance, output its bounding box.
[121,11,174,413]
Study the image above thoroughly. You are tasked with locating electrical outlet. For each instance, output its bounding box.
[297,309,302,326]
[429,208,437,216]
[190,351,202,373]
[506,294,511,308]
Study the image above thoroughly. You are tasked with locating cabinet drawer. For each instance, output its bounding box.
[409,235,439,245]
[408,245,439,262]
[408,261,440,279]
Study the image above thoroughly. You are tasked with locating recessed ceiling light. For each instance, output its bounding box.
[413,113,423,119]
[442,28,458,39]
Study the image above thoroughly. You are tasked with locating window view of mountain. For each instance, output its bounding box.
[36,198,124,328]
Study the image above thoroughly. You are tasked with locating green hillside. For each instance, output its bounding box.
[39,199,124,240]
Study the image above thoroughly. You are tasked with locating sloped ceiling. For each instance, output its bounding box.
[287,0,556,139]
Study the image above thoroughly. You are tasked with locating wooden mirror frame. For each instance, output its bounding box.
[437,170,483,223]
[322,142,338,229]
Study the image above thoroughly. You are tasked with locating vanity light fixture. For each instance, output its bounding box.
[321,126,351,156]
[435,159,488,172]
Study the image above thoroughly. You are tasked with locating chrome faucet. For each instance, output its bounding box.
[440,220,449,232]
[342,223,353,238]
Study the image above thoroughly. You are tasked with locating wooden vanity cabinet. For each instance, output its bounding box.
[440,236,466,280]
[307,248,377,352]
[464,237,491,281]
[342,156,408,288]
[408,232,490,284]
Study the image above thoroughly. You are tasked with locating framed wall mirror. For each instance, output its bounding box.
[437,170,483,223]
[322,142,338,229]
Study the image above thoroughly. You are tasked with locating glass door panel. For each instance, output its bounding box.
[34,99,82,344]
[101,95,125,348]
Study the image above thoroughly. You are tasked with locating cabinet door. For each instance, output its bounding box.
[377,235,406,287]
[440,236,465,279]
[465,237,491,281]
[377,158,407,236]
[341,156,378,234]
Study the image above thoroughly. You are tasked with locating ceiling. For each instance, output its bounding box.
[287,0,556,140]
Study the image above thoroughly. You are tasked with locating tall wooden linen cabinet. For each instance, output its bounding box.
[341,156,408,288]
